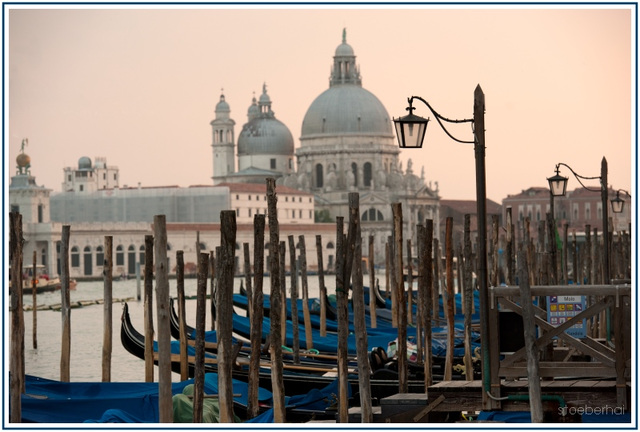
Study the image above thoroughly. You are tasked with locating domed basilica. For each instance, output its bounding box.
[212,30,441,250]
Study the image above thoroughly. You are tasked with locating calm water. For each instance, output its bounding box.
[20,275,332,382]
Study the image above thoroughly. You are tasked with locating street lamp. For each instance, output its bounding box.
[547,158,611,284]
[610,189,631,214]
[394,85,497,407]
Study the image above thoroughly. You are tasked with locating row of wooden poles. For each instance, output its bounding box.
[9,177,631,423]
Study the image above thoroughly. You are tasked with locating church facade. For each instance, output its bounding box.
[211,30,441,260]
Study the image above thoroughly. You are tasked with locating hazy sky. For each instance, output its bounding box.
[6,4,634,203]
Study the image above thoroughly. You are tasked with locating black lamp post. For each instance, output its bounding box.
[547,158,611,284]
[394,85,497,407]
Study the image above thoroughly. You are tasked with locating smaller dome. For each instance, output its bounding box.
[215,94,230,113]
[16,153,30,168]
[78,156,92,170]
[335,42,354,57]
[247,96,259,119]
[259,91,271,105]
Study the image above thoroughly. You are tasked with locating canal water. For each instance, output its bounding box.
[18,275,335,383]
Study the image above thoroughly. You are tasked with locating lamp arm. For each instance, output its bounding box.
[555,162,602,193]
[410,96,474,144]
[615,189,632,198]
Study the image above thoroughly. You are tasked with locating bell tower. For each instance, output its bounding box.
[211,90,236,185]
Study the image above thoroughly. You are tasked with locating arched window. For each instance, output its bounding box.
[139,245,145,265]
[128,245,136,275]
[326,242,335,249]
[316,164,323,188]
[364,162,372,187]
[116,245,124,266]
[71,246,80,268]
[83,246,92,276]
[351,162,358,187]
[96,246,104,266]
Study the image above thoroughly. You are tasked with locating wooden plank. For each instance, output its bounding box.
[492,285,630,297]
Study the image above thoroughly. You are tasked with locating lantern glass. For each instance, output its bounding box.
[611,195,625,213]
[393,113,429,149]
[547,173,568,197]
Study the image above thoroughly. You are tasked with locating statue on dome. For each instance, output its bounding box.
[16,138,31,175]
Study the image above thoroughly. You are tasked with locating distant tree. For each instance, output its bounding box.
[314,209,332,223]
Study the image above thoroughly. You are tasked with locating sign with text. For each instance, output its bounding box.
[547,295,587,338]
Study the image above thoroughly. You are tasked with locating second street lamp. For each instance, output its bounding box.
[610,189,631,214]
[547,158,611,284]
[394,85,499,408]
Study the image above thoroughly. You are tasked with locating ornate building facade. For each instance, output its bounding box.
[211,30,441,260]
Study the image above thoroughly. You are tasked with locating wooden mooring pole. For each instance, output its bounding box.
[349,193,373,422]
[60,225,71,382]
[392,203,408,393]
[192,251,209,422]
[288,235,300,363]
[248,214,265,419]
[10,211,25,422]
[217,210,236,423]
[153,215,172,422]
[424,219,434,388]
[144,235,154,383]
[368,235,377,329]
[102,236,113,382]
[266,178,285,422]
[335,216,349,423]
[176,250,189,381]
[31,250,37,350]
[444,217,455,381]
[299,235,313,350]
[316,235,328,337]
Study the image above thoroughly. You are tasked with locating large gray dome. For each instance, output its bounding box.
[237,117,294,156]
[301,85,392,137]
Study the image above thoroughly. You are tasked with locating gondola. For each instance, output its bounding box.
[121,303,446,402]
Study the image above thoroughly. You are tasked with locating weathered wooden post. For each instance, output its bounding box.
[192,252,209,423]
[316,235,328,337]
[243,243,252,321]
[31,250,37,350]
[406,239,413,325]
[432,237,441,324]
[266,178,285,422]
[10,212,25,422]
[298,235,313,350]
[153,215,172,423]
[217,211,236,422]
[385,239,391,299]
[102,236,113,382]
[392,202,408,393]
[505,207,514,286]
[279,242,287,346]
[424,219,434,388]
[416,226,426,365]
[176,250,189,381]
[335,217,349,423]
[143,234,154,383]
[287,235,300,362]
[444,217,455,381]
[60,224,71,382]
[517,250,543,422]
[368,235,377,329]
[463,215,474,381]
[349,193,372,422]
[248,214,265,419]
[210,250,217,332]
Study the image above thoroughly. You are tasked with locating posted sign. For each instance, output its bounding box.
[547,295,587,338]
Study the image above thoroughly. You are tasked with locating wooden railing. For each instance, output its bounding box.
[489,284,631,409]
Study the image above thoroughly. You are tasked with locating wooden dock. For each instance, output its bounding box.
[428,379,629,414]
